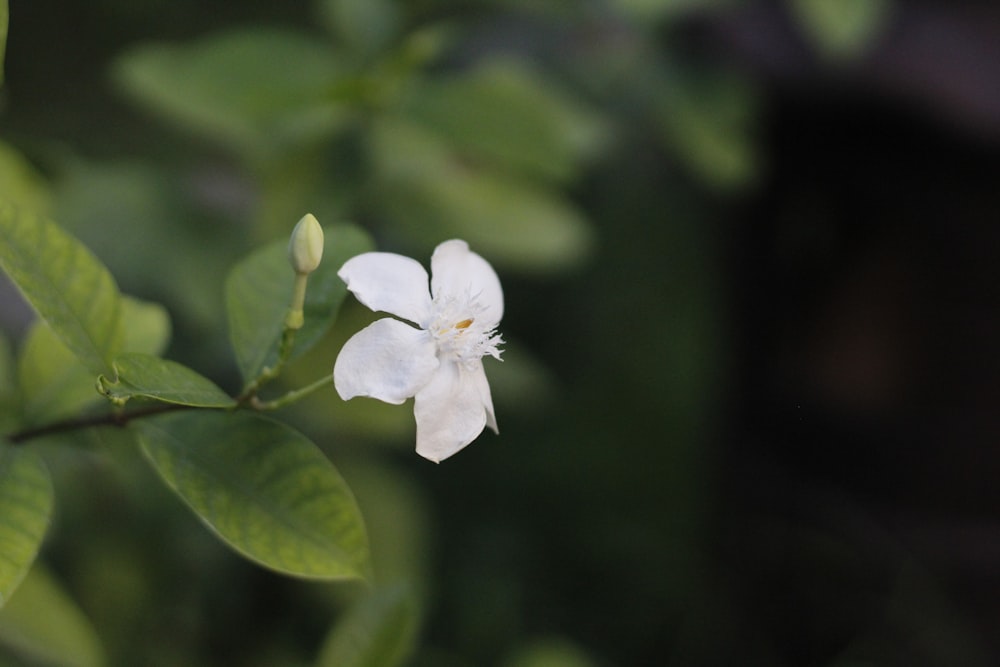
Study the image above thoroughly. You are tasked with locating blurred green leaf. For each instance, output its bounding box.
[114,28,348,160]
[372,119,594,273]
[315,584,419,667]
[18,297,171,426]
[0,447,52,608]
[789,0,893,61]
[119,296,171,357]
[655,67,760,189]
[340,464,430,588]
[403,60,607,183]
[52,159,238,334]
[0,566,105,667]
[226,224,373,386]
[318,0,401,57]
[611,0,731,23]
[0,143,50,216]
[136,410,370,580]
[17,321,96,427]
[100,353,234,408]
[0,0,7,86]
[0,202,122,378]
[502,637,596,667]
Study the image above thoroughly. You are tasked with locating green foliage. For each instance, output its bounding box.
[315,584,419,667]
[502,637,596,667]
[371,119,594,273]
[0,0,775,663]
[611,0,732,23]
[117,297,171,357]
[226,224,373,386]
[789,0,894,61]
[0,0,6,86]
[16,321,97,427]
[0,566,105,667]
[0,143,50,216]
[99,354,234,408]
[0,202,123,378]
[18,297,170,425]
[136,411,370,580]
[318,0,401,57]
[402,60,608,184]
[0,448,52,608]
[655,66,760,189]
[114,28,348,161]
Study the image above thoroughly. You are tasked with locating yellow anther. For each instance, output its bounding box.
[454,318,474,329]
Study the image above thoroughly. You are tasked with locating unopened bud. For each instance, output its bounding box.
[288,214,324,274]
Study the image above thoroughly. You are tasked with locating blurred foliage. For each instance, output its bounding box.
[788,0,894,61]
[0,0,6,86]
[3,0,974,666]
[0,566,104,667]
[4,0,733,662]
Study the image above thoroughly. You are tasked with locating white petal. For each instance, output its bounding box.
[334,318,439,404]
[470,358,499,433]
[339,252,433,326]
[413,361,492,462]
[430,240,503,326]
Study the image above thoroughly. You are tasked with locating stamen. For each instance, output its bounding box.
[454,318,474,329]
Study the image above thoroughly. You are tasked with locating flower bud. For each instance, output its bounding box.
[288,214,324,274]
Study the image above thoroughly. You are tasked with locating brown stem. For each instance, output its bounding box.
[5,403,189,445]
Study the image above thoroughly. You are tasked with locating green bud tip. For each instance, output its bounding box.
[288,213,324,274]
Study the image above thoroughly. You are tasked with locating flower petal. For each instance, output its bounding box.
[430,240,503,326]
[339,252,434,326]
[413,360,493,462]
[334,318,439,404]
[471,359,499,434]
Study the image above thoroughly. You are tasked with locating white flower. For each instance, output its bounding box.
[333,240,504,462]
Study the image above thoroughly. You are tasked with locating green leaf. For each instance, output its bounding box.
[99,353,234,408]
[17,321,96,427]
[789,0,893,61]
[120,296,171,357]
[372,119,594,273]
[403,60,608,183]
[0,447,53,608]
[18,296,171,425]
[113,28,348,159]
[136,410,369,580]
[0,0,7,86]
[226,224,373,385]
[319,0,401,57]
[654,66,760,189]
[316,584,419,667]
[0,566,106,667]
[52,159,239,332]
[502,637,596,667]
[0,202,122,377]
[0,142,51,216]
[610,0,730,23]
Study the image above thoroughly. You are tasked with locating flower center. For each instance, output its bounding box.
[428,295,503,366]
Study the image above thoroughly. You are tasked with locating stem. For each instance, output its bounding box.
[284,272,309,330]
[236,322,299,404]
[250,374,333,411]
[6,403,187,445]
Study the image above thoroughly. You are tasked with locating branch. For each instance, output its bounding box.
[5,403,188,445]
